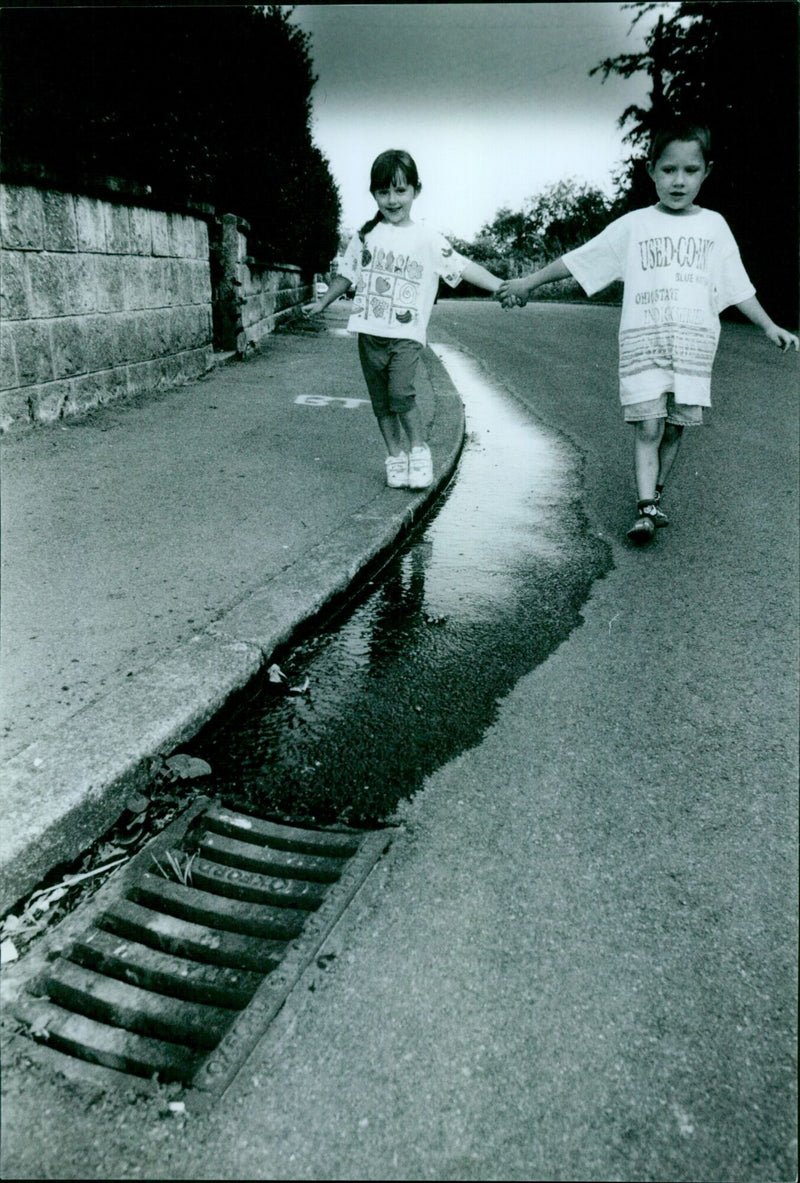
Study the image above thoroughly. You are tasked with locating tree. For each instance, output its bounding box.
[592,1,798,322]
[476,180,612,270]
[523,180,612,257]
[0,4,340,274]
[441,179,612,299]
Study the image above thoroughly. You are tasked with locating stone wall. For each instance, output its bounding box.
[214,213,310,354]
[0,183,214,432]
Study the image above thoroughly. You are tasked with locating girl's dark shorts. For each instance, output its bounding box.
[357,334,423,417]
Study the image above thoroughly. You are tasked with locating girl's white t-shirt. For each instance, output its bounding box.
[563,205,755,406]
[339,220,469,345]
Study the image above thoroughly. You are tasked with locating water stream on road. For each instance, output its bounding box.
[192,344,612,824]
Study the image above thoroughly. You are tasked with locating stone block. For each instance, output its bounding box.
[50,317,88,380]
[64,366,128,416]
[30,379,70,424]
[112,311,148,365]
[0,249,29,320]
[79,313,115,372]
[103,202,132,254]
[26,253,72,317]
[9,319,54,385]
[157,352,185,389]
[164,304,188,351]
[42,191,78,251]
[201,305,213,342]
[126,357,161,397]
[69,253,99,315]
[151,210,170,257]
[194,217,209,259]
[189,302,207,349]
[166,257,192,307]
[121,255,150,311]
[0,185,45,250]
[170,213,196,259]
[172,305,199,353]
[0,323,19,390]
[94,255,127,313]
[191,258,212,305]
[140,308,167,358]
[128,206,152,255]
[0,385,33,433]
[74,195,107,253]
[154,256,173,307]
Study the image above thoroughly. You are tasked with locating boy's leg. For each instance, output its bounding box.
[657,422,684,488]
[632,416,665,502]
[626,412,665,543]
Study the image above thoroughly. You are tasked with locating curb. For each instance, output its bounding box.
[0,348,465,915]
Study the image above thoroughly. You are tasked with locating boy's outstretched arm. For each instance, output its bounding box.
[305,274,352,316]
[735,296,799,352]
[460,260,503,295]
[498,258,572,308]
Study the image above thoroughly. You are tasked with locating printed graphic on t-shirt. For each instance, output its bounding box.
[563,208,755,405]
[354,246,426,329]
[620,231,719,393]
[620,324,718,384]
[341,223,468,345]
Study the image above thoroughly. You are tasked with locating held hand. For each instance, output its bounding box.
[766,324,799,352]
[303,302,325,317]
[498,278,530,309]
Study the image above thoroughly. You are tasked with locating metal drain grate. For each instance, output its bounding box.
[3,800,390,1100]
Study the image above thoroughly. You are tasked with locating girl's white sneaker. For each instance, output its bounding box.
[407,444,433,489]
[385,452,409,488]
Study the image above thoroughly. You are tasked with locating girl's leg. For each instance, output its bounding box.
[377,413,407,457]
[398,403,425,451]
[656,422,684,487]
[632,417,665,501]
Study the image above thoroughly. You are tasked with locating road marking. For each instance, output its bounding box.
[294,395,369,409]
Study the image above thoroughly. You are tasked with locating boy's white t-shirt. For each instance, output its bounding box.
[563,206,755,406]
[339,220,469,346]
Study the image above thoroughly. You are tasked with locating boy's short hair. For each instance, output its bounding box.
[649,121,712,165]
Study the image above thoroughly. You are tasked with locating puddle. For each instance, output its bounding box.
[191,344,611,824]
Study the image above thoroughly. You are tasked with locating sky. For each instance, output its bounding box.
[287,3,666,243]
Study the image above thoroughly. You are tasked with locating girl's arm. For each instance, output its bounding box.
[498,258,572,308]
[734,296,799,352]
[305,274,352,316]
[461,260,503,294]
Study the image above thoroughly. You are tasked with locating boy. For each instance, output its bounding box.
[499,121,798,542]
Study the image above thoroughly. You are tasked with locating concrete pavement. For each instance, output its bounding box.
[0,301,465,911]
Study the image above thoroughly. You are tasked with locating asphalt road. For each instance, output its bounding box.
[2,301,797,1182]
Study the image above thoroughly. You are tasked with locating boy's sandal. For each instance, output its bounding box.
[627,513,656,543]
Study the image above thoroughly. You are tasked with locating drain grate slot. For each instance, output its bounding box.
[131,873,308,940]
[202,807,361,858]
[98,897,285,973]
[198,830,346,883]
[67,927,262,1008]
[42,959,235,1048]
[186,855,326,910]
[5,804,390,1099]
[10,994,206,1082]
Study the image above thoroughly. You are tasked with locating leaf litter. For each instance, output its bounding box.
[0,750,213,961]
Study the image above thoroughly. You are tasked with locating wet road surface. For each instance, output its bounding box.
[192,344,610,823]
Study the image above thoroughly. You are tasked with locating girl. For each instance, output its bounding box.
[306,149,503,489]
[498,121,798,543]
